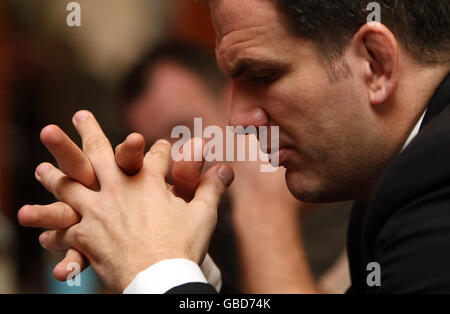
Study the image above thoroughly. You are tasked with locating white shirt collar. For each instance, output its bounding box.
[400,109,427,152]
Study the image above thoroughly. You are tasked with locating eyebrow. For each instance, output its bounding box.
[229,58,285,79]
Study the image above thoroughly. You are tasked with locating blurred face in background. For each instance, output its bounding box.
[124,60,227,145]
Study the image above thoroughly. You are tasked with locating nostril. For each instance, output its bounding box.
[252,107,270,126]
[228,107,270,128]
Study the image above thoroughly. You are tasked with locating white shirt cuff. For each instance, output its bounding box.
[123,254,222,294]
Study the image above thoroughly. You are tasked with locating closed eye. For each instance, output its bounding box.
[254,71,277,84]
[249,69,279,85]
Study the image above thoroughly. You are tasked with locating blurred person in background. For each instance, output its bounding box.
[116,40,352,292]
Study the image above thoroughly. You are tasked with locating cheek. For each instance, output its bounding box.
[264,79,327,147]
[268,66,332,120]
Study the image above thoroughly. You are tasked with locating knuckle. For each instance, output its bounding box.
[60,202,79,227]
[46,230,65,251]
[151,140,170,155]
[103,176,123,193]
[84,135,107,154]
[54,230,68,250]
[205,178,224,194]
[52,180,65,200]
[68,160,90,177]
[73,227,88,247]
[89,207,105,222]
[150,147,168,160]
[35,206,50,224]
[52,177,70,200]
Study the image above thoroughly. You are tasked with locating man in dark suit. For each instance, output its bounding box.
[19,0,449,293]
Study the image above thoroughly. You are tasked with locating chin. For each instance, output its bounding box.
[285,168,347,203]
[285,169,320,202]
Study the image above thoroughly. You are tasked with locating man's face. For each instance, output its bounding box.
[125,60,224,145]
[211,0,395,202]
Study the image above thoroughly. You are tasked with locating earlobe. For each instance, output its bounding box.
[354,23,400,106]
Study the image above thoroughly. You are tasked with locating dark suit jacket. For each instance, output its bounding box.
[167,73,450,294]
[347,73,450,293]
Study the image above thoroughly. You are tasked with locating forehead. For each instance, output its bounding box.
[211,0,287,49]
[210,0,309,75]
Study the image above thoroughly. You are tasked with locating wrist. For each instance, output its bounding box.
[117,253,195,292]
[122,258,208,294]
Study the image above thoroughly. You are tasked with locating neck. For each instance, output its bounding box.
[361,64,449,202]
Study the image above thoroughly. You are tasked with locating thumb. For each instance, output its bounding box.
[172,137,207,201]
[191,164,234,211]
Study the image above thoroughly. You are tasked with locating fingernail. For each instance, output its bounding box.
[35,163,51,178]
[74,110,89,122]
[39,233,48,247]
[217,166,234,186]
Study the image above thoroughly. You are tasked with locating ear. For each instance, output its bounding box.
[353,22,400,106]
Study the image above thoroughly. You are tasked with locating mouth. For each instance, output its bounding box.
[256,129,294,167]
[268,147,293,168]
[259,142,283,155]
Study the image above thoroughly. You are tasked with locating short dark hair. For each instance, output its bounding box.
[276,0,450,65]
[120,40,226,107]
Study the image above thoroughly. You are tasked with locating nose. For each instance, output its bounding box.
[228,83,270,129]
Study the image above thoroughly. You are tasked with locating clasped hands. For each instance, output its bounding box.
[18,110,234,292]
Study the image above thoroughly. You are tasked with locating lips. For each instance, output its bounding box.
[260,144,272,155]
[256,129,294,167]
[268,147,291,168]
[259,142,282,155]
[260,139,291,167]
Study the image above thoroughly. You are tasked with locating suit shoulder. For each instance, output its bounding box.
[365,106,450,247]
[373,106,450,212]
